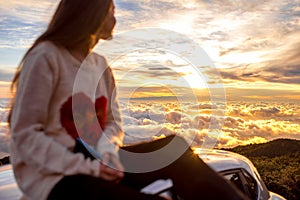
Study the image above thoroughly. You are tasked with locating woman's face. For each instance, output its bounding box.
[96,2,116,41]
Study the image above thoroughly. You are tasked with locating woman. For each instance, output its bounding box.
[9,0,247,199]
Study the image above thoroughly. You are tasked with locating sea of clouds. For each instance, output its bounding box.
[0,98,299,154]
[120,100,300,148]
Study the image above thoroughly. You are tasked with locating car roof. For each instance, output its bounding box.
[193,148,254,173]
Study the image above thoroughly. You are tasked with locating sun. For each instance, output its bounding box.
[157,12,196,35]
[183,73,207,89]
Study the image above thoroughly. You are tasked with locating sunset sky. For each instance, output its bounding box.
[0,0,299,149]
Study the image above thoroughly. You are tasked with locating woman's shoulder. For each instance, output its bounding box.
[30,41,62,56]
[89,52,106,62]
[25,41,68,68]
[87,52,110,68]
[22,41,65,72]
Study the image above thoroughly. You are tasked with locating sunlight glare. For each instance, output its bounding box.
[158,13,196,35]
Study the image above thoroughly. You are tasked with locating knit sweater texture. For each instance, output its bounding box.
[10,41,124,200]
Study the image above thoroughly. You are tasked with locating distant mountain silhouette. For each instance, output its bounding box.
[223,138,300,158]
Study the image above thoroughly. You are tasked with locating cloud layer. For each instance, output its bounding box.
[0,98,299,152]
[119,100,300,148]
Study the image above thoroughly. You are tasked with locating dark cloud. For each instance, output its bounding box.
[148,67,171,71]
[219,70,245,81]
[220,63,300,85]
[219,37,277,57]
[260,65,300,84]
[118,64,187,80]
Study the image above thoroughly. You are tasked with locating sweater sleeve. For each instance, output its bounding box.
[10,49,100,177]
[96,67,124,158]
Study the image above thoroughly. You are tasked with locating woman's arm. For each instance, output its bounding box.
[96,66,124,159]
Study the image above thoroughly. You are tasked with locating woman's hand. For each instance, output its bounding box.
[99,153,124,182]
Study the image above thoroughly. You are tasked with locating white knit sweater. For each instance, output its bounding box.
[10,41,124,200]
